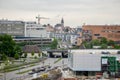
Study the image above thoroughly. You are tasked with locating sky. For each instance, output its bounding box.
[0,0,120,27]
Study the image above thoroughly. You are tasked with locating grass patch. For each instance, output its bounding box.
[54,58,62,64]
[28,64,35,67]
[0,58,47,73]
[2,67,24,73]
[16,70,31,74]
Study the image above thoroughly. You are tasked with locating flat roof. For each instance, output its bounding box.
[70,49,120,54]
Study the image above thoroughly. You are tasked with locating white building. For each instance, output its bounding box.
[68,49,120,76]
[70,34,78,45]
[68,50,102,71]
[25,22,47,37]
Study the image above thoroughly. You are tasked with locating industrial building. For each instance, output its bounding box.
[68,49,120,78]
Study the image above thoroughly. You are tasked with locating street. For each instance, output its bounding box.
[0,58,68,80]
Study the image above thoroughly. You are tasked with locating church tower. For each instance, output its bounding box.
[61,18,64,27]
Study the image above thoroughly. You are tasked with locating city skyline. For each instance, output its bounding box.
[0,0,120,27]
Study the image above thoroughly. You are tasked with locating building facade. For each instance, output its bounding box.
[82,25,120,42]
[68,49,120,77]
[0,20,25,37]
[25,22,47,38]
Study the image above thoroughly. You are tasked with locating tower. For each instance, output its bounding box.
[61,18,64,27]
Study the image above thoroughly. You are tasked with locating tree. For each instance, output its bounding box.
[1,53,8,61]
[38,53,41,58]
[114,45,120,49]
[31,51,34,57]
[24,52,27,58]
[34,56,37,59]
[100,37,108,44]
[14,45,22,57]
[50,38,58,49]
[14,53,19,60]
[91,39,100,46]
[101,44,107,49]
[0,34,20,58]
[107,40,115,46]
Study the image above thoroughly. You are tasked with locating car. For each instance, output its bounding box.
[28,71,34,75]
[48,65,51,68]
[39,67,46,71]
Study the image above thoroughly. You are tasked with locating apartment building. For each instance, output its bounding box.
[82,25,120,42]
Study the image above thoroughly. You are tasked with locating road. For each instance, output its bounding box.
[0,58,68,80]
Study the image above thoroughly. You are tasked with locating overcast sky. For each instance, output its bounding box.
[0,0,120,27]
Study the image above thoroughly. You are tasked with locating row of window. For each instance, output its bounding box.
[26,28,44,30]
[102,30,120,33]
[0,31,23,34]
[103,27,118,29]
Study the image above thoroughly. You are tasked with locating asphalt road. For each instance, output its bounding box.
[0,58,68,80]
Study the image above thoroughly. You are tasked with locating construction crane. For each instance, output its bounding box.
[36,14,49,24]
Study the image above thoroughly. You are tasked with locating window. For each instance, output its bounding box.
[117,31,120,33]
[94,34,100,36]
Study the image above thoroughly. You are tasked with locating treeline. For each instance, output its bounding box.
[83,37,120,49]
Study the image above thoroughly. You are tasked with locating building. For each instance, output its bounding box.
[70,34,78,45]
[0,19,25,37]
[25,22,47,38]
[82,25,120,42]
[68,49,120,78]
[13,37,52,49]
[22,45,41,57]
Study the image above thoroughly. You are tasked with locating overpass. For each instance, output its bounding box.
[47,49,68,58]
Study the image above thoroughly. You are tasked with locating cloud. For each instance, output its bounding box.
[0,0,120,26]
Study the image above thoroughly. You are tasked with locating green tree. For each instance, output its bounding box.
[100,37,108,44]
[31,51,34,57]
[38,53,41,57]
[114,45,120,49]
[0,34,17,57]
[34,56,37,59]
[14,45,22,57]
[1,53,8,61]
[50,38,58,49]
[91,39,100,46]
[14,53,19,60]
[107,40,115,46]
[24,52,27,58]
[101,44,108,49]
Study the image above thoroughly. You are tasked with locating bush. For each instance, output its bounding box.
[34,56,37,59]
[24,52,27,58]
[101,44,107,49]
[14,53,19,60]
